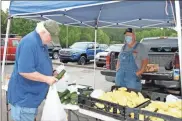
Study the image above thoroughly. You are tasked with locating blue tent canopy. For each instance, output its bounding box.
[2,1,181,94]
[9,1,177,28]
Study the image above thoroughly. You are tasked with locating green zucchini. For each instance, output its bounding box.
[63,98,71,105]
[56,69,66,80]
[59,89,70,98]
[64,92,72,100]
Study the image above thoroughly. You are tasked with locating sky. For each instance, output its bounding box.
[2,1,10,11]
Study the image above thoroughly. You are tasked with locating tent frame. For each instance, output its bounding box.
[1,1,182,119]
[174,1,182,95]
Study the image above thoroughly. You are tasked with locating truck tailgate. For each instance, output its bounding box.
[100,70,174,81]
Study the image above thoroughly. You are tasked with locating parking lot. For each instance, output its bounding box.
[1,62,113,121]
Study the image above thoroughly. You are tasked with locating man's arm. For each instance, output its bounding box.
[136,59,148,76]
[116,46,124,71]
[136,44,149,76]
[116,60,120,71]
[18,42,57,85]
[19,72,57,85]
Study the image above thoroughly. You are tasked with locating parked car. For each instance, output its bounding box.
[0,34,21,61]
[95,44,123,67]
[59,42,104,65]
[99,44,109,51]
[101,37,180,93]
[47,41,61,59]
[165,52,180,70]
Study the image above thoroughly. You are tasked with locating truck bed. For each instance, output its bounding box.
[101,50,180,90]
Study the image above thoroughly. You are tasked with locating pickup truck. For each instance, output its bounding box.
[47,41,62,59]
[1,34,21,61]
[101,37,181,95]
[59,42,104,65]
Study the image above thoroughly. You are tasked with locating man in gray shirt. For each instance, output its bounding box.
[115,28,148,91]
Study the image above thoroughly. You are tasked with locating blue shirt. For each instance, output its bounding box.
[8,30,53,108]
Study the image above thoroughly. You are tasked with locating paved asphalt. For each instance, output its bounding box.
[1,62,114,121]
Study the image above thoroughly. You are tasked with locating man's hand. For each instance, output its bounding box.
[53,70,58,77]
[45,76,58,86]
[136,71,142,77]
[116,61,120,71]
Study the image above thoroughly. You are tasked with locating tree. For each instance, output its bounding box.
[97,29,110,44]
[10,18,36,36]
[1,10,8,34]
[1,9,177,47]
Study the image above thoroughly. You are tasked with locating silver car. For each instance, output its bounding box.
[95,44,123,67]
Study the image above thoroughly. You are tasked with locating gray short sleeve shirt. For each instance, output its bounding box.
[118,43,148,69]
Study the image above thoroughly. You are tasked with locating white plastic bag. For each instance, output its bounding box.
[166,94,180,102]
[55,63,69,92]
[41,84,67,121]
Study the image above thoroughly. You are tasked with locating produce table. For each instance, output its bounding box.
[2,85,9,121]
[3,84,83,121]
[62,104,80,121]
[79,108,120,121]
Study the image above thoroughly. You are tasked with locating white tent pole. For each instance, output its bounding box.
[66,26,68,48]
[174,0,182,95]
[1,17,11,121]
[94,28,97,89]
[1,18,11,84]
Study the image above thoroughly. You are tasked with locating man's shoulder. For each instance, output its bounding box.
[19,31,37,46]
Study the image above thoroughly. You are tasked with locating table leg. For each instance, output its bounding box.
[70,111,80,121]
[68,109,71,121]
[6,91,9,121]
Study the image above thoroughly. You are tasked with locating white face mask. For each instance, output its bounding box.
[125,36,132,44]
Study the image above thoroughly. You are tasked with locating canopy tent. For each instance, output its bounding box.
[9,1,177,28]
[1,0,182,102]
[1,1,182,119]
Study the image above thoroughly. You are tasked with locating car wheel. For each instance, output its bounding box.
[96,63,104,67]
[78,56,86,65]
[52,52,59,59]
[62,60,68,63]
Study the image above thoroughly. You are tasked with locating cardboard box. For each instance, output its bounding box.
[144,64,159,73]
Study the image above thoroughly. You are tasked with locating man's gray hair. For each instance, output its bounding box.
[36,21,49,33]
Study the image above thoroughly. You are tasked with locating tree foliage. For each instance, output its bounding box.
[1,10,177,48]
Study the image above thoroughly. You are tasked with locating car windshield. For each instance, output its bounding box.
[1,39,5,46]
[70,43,88,49]
[12,40,19,46]
[105,45,123,52]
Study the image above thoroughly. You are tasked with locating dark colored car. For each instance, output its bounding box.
[47,41,62,59]
[59,42,104,65]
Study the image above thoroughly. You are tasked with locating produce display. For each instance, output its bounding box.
[130,100,182,121]
[78,86,182,121]
[58,89,78,105]
[96,87,149,108]
[58,84,92,105]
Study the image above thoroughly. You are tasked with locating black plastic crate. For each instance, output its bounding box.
[78,94,125,120]
[78,87,149,120]
[125,92,182,121]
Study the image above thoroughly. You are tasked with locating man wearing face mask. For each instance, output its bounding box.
[115,28,148,91]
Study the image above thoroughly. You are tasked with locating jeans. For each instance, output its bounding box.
[10,104,37,121]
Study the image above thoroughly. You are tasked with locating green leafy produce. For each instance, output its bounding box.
[59,89,70,98]
[56,69,66,80]
[58,90,78,105]
[82,90,92,97]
